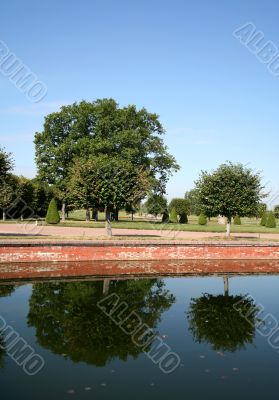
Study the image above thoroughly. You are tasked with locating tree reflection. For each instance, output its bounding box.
[0,285,15,297]
[0,285,15,367]
[28,279,175,366]
[187,278,259,352]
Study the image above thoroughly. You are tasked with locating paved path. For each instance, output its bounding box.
[1,223,279,241]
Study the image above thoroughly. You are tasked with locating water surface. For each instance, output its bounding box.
[0,272,278,399]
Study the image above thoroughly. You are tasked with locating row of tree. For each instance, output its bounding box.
[0,148,53,220]
[1,98,277,237]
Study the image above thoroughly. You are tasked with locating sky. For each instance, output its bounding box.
[1,0,279,204]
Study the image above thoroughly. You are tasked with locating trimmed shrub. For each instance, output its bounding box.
[179,212,188,224]
[265,211,276,228]
[198,214,207,225]
[169,207,178,223]
[274,205,279,219]
[233,215,241,225]
[45,198,60,224]
[260,212,267,226]
[162,211,169,223]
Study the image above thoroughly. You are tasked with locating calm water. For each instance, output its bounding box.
[0,273,279,399]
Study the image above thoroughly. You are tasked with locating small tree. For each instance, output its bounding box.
[233,215,241,225]
[69,156,151,236]
[195,162,265,237]
[168,198,190,224]
[45,199,60,224]
[169,207,178,223]
[145,194,168,218]
[198,214,207,225]
[265,211,276,228]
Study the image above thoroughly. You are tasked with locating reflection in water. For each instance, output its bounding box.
[0,285,16,368]
[0,285,15,297]
[27,279,175,366]
[187,277,259,352]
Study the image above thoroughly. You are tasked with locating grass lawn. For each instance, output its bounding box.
[1,210,279,234]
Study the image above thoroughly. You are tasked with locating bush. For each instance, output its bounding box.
[198,214,207,225]
[169,207,178,223]
[233,215,241,225]
[179,212,188,224]
[45,198,60,224]
[265,211,276,228]
[162,211,169,223]
[260,212,267,226]
[274,205,279,219]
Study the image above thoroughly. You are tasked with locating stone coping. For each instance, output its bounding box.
[0,239,279,247]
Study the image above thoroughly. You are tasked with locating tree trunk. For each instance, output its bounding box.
[226,216,231,238]
[102,279,110,295]
[2,210,6,221]
[86,208,90,222]
[61,202,66,222]
[106,208,112,236]
[115,209,119,221]
[131,211,134,221]
[223,276,229,296]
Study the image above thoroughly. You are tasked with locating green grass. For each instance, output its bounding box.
[1,210,279,234]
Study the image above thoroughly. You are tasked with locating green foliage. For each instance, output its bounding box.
[162,210,169,223]
[28,280,175,366]
[256,203,267,219]
[274,205,279,219]
[265,211,276,228]
[260,211,267,226]
[169,198,190,223]
[187,292,259,352]
[0,148,13,177]
[169,207,178,223]
[233,215,241,225]
[145,194,168,217]
[69,156,151,213]
[34,99,179,204]
[179,212,188,224]
[195,162,265,235]
[185,189,202,215]
[198,214,207,225]
[45,198,60,224]
[0,149,15,217]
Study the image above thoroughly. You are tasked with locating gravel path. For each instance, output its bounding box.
[0,223,278,241]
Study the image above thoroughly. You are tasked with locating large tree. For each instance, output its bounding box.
[195,162,265,236]
[68,155,151,235]
[34,99,179,220]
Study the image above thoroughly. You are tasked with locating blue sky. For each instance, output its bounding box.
[1,0,279,203]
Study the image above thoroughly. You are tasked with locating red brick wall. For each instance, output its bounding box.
[0,243,279,264]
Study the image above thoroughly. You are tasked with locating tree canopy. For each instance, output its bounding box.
[145,194,168,217]
[34,99,179,219]
[195,162,265,236]
[68,155,151,234]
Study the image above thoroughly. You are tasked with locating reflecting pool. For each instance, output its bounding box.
[0,273,279,399]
